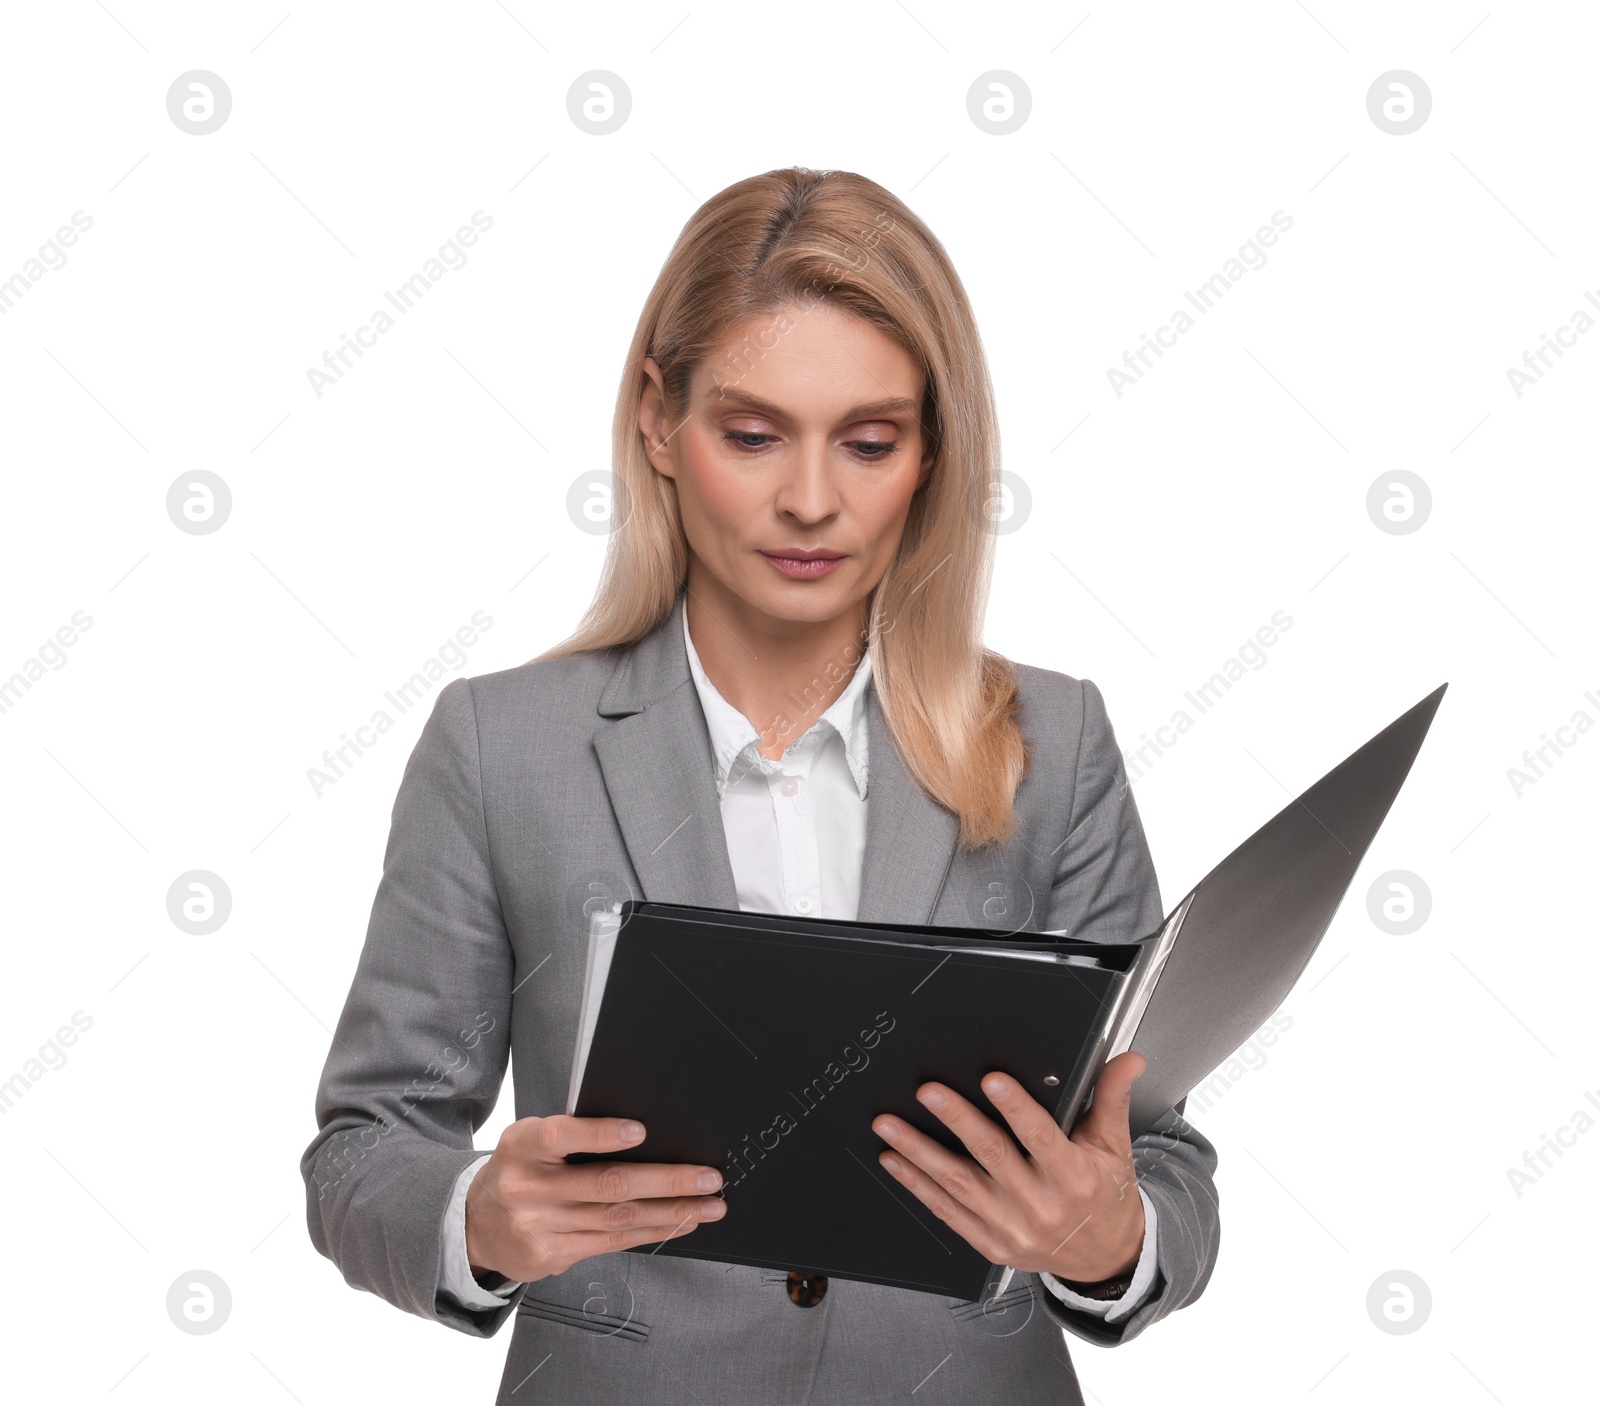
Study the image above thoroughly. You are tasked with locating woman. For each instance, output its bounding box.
[301,166,1220,1405]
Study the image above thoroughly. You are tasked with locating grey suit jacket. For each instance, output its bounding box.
[301,591,1221,1405]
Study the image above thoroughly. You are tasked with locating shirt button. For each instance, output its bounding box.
[793,896,814,915]
[779,775,801,798]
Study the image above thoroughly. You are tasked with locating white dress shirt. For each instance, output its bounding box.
[438,609,1160,1322]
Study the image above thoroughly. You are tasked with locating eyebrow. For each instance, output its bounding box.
[704,385,918,422]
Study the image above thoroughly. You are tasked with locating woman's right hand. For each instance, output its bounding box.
[464,1113,727,1285]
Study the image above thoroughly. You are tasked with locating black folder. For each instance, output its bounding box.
[566,684,1446,1302]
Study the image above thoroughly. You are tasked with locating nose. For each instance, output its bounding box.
[771,438,842,525]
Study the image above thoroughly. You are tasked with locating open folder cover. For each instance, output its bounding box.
[565,684,1447,1303]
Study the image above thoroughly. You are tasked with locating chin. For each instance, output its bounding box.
[747,577,857,624]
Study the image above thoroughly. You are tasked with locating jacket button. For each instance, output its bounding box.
[786,1271,827,1307]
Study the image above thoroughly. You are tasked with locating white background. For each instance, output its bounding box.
[1,2,1594,1402]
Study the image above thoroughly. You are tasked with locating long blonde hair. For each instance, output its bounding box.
[537,166,1027,849]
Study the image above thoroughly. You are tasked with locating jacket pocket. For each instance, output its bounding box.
[948,1281,1036,1330]
[516,1291,650,1344]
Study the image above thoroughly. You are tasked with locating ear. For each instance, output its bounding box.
[638,355,678,479]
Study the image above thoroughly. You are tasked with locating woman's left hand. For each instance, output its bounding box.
[870,1051,1148,1283]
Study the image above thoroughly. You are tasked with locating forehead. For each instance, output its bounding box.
[693,300,923,413]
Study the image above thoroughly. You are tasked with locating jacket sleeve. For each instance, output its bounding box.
[1033,677,1222,1345]
[299,676,525,1337]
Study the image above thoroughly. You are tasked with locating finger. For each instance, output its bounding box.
[481,1192,720,1283]
[559,1214,708,1264]
[573,1158,725,1204]
[876,1148,1006,1264]
[1072,1052,1146,1155]
[976,1070,1077,1174]
[557,1193,727,1238]
[871,1105,1010,1219]
[910,1081,1040,1193]
[523,1113,651,1161]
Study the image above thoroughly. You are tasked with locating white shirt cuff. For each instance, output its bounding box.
[437,1153,526,1310]
[1037,1186,1159,1323]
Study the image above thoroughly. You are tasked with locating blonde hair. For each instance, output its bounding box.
[537,166,1027,849]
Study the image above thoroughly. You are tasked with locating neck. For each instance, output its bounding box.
[683,565,869,762]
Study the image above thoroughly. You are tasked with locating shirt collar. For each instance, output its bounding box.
[682,605,871,801]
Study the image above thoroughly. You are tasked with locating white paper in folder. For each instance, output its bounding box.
[565,905,623,1116]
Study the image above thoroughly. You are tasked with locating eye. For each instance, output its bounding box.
[721,430,903,460]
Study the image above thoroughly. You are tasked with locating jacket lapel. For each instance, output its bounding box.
[592,594,740,910]
[593,590,960,924]
[854,683,962,926]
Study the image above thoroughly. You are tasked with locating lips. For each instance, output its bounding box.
[760,548,846,580]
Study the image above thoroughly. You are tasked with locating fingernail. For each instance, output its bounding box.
[620,1121,645,1142]
[874,1120,899,1142]
[984,1077,1008,1100]
[880,1153,902,1173]
[697,1170,722,1191]
[919,1088,946,1110]
[700,1198,726,1218]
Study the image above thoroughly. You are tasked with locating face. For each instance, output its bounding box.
[639,300,934,633]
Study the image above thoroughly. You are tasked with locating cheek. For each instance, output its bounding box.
[679,437,758,532]
[856,461,923,536]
